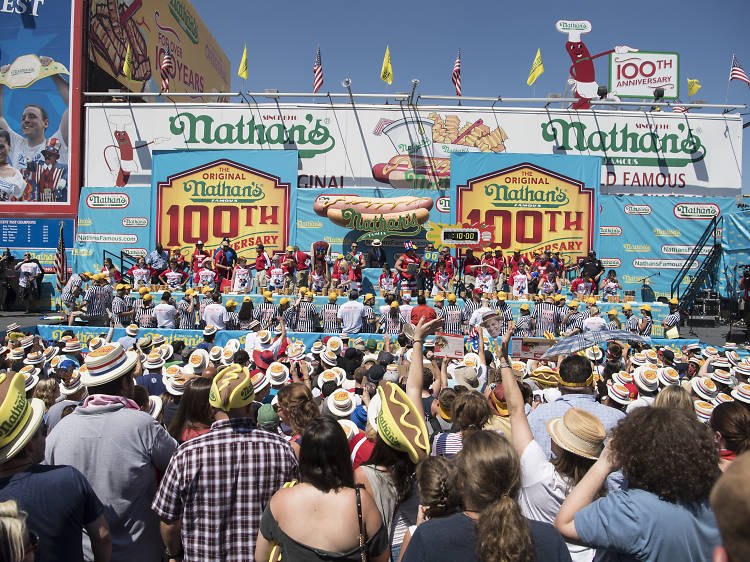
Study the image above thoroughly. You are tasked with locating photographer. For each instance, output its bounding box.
[740,267,750,336]
[0,248,15,310]
[14,251,42,313]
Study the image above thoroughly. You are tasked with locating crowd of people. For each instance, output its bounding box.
[0,300,748,561]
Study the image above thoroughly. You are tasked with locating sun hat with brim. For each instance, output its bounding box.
[730,383,750,404]
[694,400,714,423]
[266,362,290,386]
[0,373,45,463]
[20,336,34,349]
[219,347,235,366]
[310,341,325,355]
[634,368,659,393]
[22,371,39,393]
[287,343,306,362]
[146,396,162,419]
[645,350,658,365]
[338,419,360,441]
[251,370,270,394]
[317,369,340,389]
[208,346,223,364]
[684,343,701,353]
[60,371,85,396]
[320,350,338,367]
[713,393,734,406]
[42,346,59,363]
[8,348,24,362]
[613,371,633,386]
[529,367,560,389]
[222,339,240,354]
[150,334,166,347]
[209,364,255,411]
[585,347,603,362]
[453,365,479,389]
[142,352,165,371]
[157,344,173,361]
[607,382,632,405]
[125,324,139,337]
[462,353,480,369]
[327,337,344,355]
[713,359,731,371]
[376,382,430,463]
[162,364,182,379]
[23,351,44,366]
[331,367,347,384]
[327,389,357,418]
[711,369,735,388]
[546,407,606,460]
[203,325,218,337]
[87,337,105,352]
[63,339,83,353]
[702,346,719,359]
[5,323,19,333]
[726,351,740,366]
[732,364,750,380]
[362,353,379,366]
[511,361,527,374]
[252,349,275,371]
[631,353,647,366]
[656,367,680,387]
[257,331,273,347]
[692,377,718,401]
[163,372,191,396]
[185,349,209,375]
[81,343,138,387]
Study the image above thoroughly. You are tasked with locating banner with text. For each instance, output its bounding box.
[85,104,742,195]
[451,153,600,266]
[151,150,297,260]
[598,194,737,298]
[0,218,74,272]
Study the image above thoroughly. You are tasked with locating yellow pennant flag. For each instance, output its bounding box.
[687,78,701,97]
[526,48,544,86]
[237,45,248,79]
[123,43,132,80]
[380,45,393,85]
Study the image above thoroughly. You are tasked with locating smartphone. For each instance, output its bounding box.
[353,387,364,395]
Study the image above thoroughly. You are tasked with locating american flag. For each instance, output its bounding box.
[313,46,323,93]
[161,46,175,92]
[730,54,750,86]
[452,49,462,96]
[672,105,688,113]
[55,222,66,292]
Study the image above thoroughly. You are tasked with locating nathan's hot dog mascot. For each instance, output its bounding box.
[556,20,637,110]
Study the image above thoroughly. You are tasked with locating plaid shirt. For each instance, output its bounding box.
[82,285,113,317]
[152,418,298,562]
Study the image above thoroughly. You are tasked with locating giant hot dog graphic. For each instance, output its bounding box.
[313,195,433,227]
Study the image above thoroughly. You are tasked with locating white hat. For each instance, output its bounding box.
[320,350,338,367]
[318,369,341,389]
[19,367,40,393]
[209,346,224,364]
[60,370,85,397]
[730,383,750,404]
[287,343,306,362]
[81,343,139,387]
[203,325,218,337]
[656,367,679,387]
[338,419,360,441]
[142,351,165,371]
[327,389,357,418]
[585,347,603,362]
[220,347,236,366]
[555,19,592,43]
[694,400,714,423]
[185,349,209,374]
[327,337,344,355]
[257,331,272,346]
[607,381,631,405]
[332,367,347,384]
[362,353,378,366]
[146,396,163,419]
[125,324,139,337]
[42,346,59,363]
[157,344,174,361]
[266,362,289,386]
[634,368,658,394]
[691,377,718,401]
[22,351,44,366]
[151,334,167,347]
[463,352,480,369]
[310,341,325,355]
[163,370,191,396]
[225,339,241,353]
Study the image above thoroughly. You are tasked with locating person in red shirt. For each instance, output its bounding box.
[170,248,186,271]
[191,241,211,276]
[410,293,437,325]
[345,242,365,292]
[396,242,420,293]
[461,248,480,290]
[509,249,530,276]
[255,243,271,293]
[293,245,310,288]
[282,246,297,293]
[438,247,457,277]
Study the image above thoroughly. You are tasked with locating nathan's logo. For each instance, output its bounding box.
[122,248,147,258]
[541,119,705,167]
[183,172,266,204]
[633,258,699,270]
[623,243,651,252]
[86,193,129,208]
[436,197,451,213]
[482,169,570,209]
[601,258,622,268]
[661,244,711,256]
[169,0,199,44]
[673,203,719,219]
[341,209,423,242]
[653,228,680,237]
[168,112,335,158]
[122,217,148,227]
[600,226,622,236]
[624,204,651,215]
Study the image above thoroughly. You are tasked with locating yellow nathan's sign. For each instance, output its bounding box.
[455,159,598,263]
[88,0,230,97]
[156,159,291,257]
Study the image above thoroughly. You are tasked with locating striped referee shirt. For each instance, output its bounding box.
[462,300,481,325]
[663,311,680,328]
[492,303,514,336]
[441,304,464,335]
[288,301,319,332]
[607,320,621,330]
[531,302,563,337]
[513,315,533,337]
[379,312,403,335]
[319,303,341,333]
[255,302,279,330]
[178,299,195,330]
[82,285,113,318]
[111,295,131,327]
[638,316,653,337]
[136,304,157,328]
[361,305,376,333]
[226,311,240,331]
[625,315,640,333]
[563,311,585,333]
[61,273,84,305]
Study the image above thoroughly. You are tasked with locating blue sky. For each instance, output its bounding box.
[193,0,749,190]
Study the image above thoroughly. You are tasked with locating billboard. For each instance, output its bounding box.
[609,51,679,99]
[85,103,743,195]
[88,0,230,98]
[451,153,600,264]
[0,0,82,216]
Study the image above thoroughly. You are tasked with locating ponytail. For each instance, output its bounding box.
[477,495,534,562]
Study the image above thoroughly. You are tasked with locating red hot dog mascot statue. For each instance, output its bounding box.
[556,20,637,110]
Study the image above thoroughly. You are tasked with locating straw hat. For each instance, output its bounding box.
[8,348,24,362]
[713,359,731,371]
[631,353,647,366]
[694,400,714,423]
[20,367,39,393]
[613,371,633,387]
[607,382,632,405]
[711,369,735,388]
[656,367,680,387]
[713,393,734,406]
[338,419,360,441]
[327,389,357,418]
[146,396,162,419]
[203,325,218,337]
[185,349,209,375]
[163,371,191,396]
[702,346,719,359]
[209,346,224,364]
[266,362,290,386]
[546,408,606,460]
[317,369,340,389]
[60,370,85,397]
[157,344,174,361]
[125,324,139,337]
[320,350,338,367]
[287,343,306,362]
[691,377,718,401]
[81,343,138,387]
[634,368,659,393]
[730,383,750,404]
[453,365,479,389]
[310,341,325,355]
[327,337,344,355]
[220,347,235,366]
[22,351,44,366]
[257,331,273,346]
[19,336,34,349]
[645,350,658,364]
[42,346,59,363]
[62,339,83,354]
[585,347,603,362]
[732,364,750,380]
[142,351,165,371]
[0,373,45,463]
[250,370,270,394]
[463,353,480,369]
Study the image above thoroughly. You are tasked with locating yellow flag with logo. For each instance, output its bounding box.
[381,45,393,85]
[123,43,132,80]
[687,78,701,97]
[526,48,544,86]
[238,45,248,79]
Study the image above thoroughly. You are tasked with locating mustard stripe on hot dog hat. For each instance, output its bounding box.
[376,381,430,463]
[209,364,255,411]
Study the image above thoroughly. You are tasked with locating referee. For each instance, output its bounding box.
[531,295,563,337]
[462,289,483,334]
[111,283,135,327]
[254,291,280,330]
[80,274,113,326]
[490,292,514,336]
[661,298,681,336]
[319,293,341,333]
[622,304,639,333]
[441,293,463,335]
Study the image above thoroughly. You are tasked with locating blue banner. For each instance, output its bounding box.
[0,217,73,271]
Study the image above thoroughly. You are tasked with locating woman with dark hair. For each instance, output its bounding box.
[237,297,255,330]
[167,378,213,443]
[276,382,320,458]
[402,431,571,562]
[255,417,388,561]
[431,390,490,457]
[600,270,622,298]
[710,401,750,471]
[0,130,26,202]
[555,407,721,560]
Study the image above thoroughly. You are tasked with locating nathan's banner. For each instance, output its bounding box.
[598,194,736,300]
[85,104,742,195]
[609,51,679,99]
[88,0,230,98]
[73,187,153,273]
[450,154,600,265]
[151,150,296,259]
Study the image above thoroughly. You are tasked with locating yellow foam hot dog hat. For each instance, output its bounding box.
[376,382,430,463]
[0,372,45,463]
[209,364,255,411]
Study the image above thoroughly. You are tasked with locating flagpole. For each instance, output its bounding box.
[723,53,733,108]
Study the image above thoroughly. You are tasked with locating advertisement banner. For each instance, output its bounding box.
[73,187,153,273]
[451,153,600,265]
[609,51,679,99]
[0,0,82,216]
[88,0,230,98]
[152,150,296,259]
[0,217,74,271]
[598,194,737,299]
[85,103,742,194]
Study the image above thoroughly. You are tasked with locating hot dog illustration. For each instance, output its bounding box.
[556,20,636,110]
[313,195,433,227]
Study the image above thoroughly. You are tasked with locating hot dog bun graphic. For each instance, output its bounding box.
[313,195,433,227]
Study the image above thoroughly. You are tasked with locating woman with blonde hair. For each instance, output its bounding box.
[653,384,694,414]
[276,382,320,458]
[401,431,571,562]
[0,499,37,562]
[32,378,59,411]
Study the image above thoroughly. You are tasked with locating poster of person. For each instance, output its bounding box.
[511,337,555,361]
[433,333,465,359]
[0,1,77,209]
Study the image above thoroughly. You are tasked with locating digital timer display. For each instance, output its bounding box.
[441,229,480,244]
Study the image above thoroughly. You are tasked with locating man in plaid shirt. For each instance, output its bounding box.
[152,364,298,561]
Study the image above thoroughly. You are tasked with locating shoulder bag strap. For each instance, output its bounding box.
[355,485,368,562]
